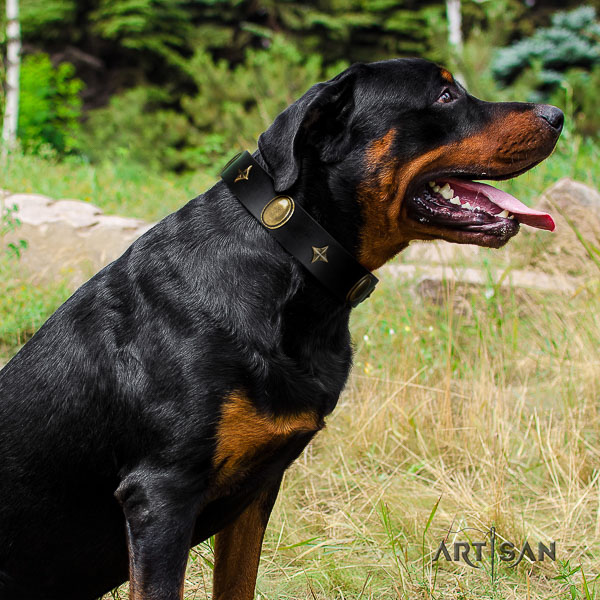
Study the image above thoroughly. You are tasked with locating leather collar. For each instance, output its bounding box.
[221,151,377,307]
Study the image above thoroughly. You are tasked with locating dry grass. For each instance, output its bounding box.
[96,230,600,599]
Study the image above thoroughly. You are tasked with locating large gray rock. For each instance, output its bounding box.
[3,193,155,287]
[3,193,52,210]
[530,178,600,274]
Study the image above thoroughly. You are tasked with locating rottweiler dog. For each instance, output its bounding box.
[0,58,561,600]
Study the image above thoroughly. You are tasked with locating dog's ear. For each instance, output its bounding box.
[258,65,364,192]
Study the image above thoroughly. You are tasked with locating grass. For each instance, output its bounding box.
[1,146,217,222]
[0,259,71,358]
[234,260,599,600]
[1,137,600,598]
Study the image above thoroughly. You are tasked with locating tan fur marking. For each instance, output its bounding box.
[214,393,321,483]
[440,68,454,83]
[212,493,270,600]
[365,128,396,167]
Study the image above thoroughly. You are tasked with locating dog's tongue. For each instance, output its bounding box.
[445,178,555,231]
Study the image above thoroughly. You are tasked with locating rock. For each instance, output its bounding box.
[13,203,64,226]
[530,178,600,274]
[52,199,103,228]
[401,240,481,264]
[3,193,53,211]
[384,263,580,295]
[5,178,598,292]
[539,178,600,211]
[93,215,145,230]
[134,223,156,237]
[3,193,155,288]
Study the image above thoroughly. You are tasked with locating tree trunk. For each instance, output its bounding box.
[446,0,463,51]
[2,0,21,156]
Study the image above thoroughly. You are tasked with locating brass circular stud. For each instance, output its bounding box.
[261,196,295,229]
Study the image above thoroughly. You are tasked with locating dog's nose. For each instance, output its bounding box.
[537,105,564,131]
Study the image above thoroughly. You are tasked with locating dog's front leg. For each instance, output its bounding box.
[115,472,199,600]
[212,477,282,600]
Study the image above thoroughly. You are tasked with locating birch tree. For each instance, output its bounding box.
[2,0,21,155]
[446,0,463,51]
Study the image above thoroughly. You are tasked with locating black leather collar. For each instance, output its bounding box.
[221,151,378,307]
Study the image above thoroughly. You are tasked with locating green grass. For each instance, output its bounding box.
[0,258,71,360]
[1,148,218,222]
[1,137,600,598]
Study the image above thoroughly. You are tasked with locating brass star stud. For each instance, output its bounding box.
[311,246,329,263]
[234,165,252,182]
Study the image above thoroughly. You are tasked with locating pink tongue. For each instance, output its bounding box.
[445,178,555,231]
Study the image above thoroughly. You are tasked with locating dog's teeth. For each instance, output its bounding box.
[439,184,453,199]
[508,214,515,220]
[450,196,461,205]
[433,185,441,192]
[498,209,509,218]
[429,181,436,188]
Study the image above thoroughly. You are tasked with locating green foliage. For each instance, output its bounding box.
[90,0,192,67]
[456,0,528,48]
[492,6,600,86]
[0,146,216,222]
[181,36,346,165]
[79,36,347,171]
[8,1,600,170]
[549,65,600,137]
[1,204,27,260]
[19,0,77,40]
[78,86,192,171]
[258,1,446,64]
[18,53,84,153]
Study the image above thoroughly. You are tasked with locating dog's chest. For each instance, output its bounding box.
[212,392,324,488]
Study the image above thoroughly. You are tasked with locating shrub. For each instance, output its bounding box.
[180,36,347,166]
[78,36,347,172]
[77,86,192,172]
[17,53,84,153]
[492,7,600,87]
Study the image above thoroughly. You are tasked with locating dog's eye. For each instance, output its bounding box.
[437,90,453,104]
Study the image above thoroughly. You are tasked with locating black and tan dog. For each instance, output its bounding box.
[0,58,561,600]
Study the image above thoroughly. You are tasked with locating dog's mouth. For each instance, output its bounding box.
[405,176,555,246]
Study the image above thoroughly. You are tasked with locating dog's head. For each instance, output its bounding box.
[258,58,562,271]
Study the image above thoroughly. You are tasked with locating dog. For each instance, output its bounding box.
[0,58,562,600]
